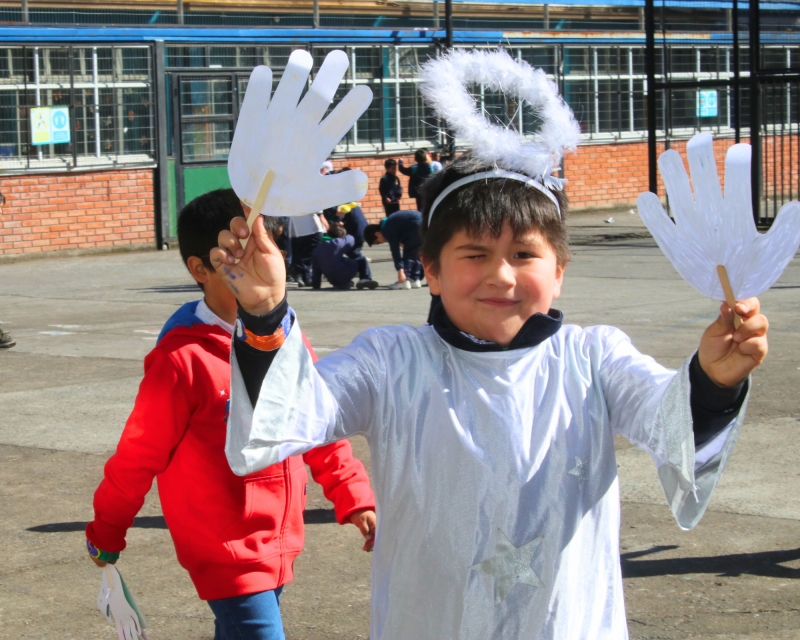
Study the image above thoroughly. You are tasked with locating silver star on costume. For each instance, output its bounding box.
[568,456,589,487]
[471,529,544,604]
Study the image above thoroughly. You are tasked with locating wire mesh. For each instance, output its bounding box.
[0,45,155,172]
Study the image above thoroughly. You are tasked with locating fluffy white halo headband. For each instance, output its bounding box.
[418,48,579,219]
[427,168,560,225]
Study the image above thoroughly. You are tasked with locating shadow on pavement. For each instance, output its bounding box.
[129,284,199,294]
[26,509,338,533]
[622,544,800,579]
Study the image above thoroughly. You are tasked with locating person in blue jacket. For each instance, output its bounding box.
[311,223,379,290]
[339,202,368,257]
[364,210,423,290]
[398,149,433,211]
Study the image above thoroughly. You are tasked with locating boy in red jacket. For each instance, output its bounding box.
[86,189,376,640]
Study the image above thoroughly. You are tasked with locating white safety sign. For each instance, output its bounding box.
[31,106,71,146]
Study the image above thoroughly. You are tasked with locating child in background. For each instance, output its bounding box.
[378,159,403,216]
[429,151,443,173]
[398,149,433,211]
[338,201,368,256]
[364,210,424,290]
[86,189,376,640]
[213,157,766,639]
[311,222,378,290]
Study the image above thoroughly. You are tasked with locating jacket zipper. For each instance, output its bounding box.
[277,457,291,586]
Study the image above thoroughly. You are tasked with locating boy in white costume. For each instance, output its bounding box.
[212,49,768,639]
[212,154,767,638]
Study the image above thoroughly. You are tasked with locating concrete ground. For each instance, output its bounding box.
[1,211,799,639]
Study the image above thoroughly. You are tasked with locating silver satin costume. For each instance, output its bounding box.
[227,320,746,639]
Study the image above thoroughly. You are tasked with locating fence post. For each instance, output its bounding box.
[313,0,320,28]
[749,0,761,224]
[177,0,184,25]
[645,0,657,195]
[154,41,171,248]
[21,0,28,23]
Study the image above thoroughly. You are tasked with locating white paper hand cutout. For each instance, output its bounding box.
[637,132,800,300]
[97,565,147,640]
[228,49,372,218]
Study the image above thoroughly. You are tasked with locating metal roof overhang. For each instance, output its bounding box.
[0,24,797,46]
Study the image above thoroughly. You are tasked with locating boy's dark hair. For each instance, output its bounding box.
[419,156,569,271]
[384,158,397,170]
[328,222,346,239]
[177,188,281,286]
[364,224,381,247]
[414,148,429,164]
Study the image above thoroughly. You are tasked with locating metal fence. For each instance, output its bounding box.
[167,42,799,165]
[0,45,155,172]
[3,39,798,179]
[645,0,800,225]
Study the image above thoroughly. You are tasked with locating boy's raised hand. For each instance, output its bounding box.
[210,211,286,316]
[698,297,768,388]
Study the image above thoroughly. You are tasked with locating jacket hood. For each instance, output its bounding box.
[158,300,231,345]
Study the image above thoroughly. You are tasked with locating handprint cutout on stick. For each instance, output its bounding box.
[637,132,800,312]
[228,49,372,240]
[97,565,147,640]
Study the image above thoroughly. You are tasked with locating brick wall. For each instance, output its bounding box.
[0,168,155,257]
[333,137,755,222]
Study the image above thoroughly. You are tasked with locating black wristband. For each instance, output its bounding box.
[236,296,288,336]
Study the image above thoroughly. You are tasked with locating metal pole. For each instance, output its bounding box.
[645,0,657,194]
[732,0,740,142]
[379,46,385,151]
[444,0,455,160]
[21,0,28,23]
[433,0,440,30]
[154,41,171,248]
[177,0,184,25]
[749,0,761,223]
[543,5,550,29]
[445,0,453,49]
[92,47,100,158]
[69,46,77,168]
[313,0,320,28]
[34,47,42,162]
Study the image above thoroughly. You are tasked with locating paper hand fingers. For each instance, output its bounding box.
[228,49,374,219]
[97,566,146,640]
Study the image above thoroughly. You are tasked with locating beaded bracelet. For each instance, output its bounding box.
[87,540,120,563]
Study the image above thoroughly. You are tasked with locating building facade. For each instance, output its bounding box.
[0,1,798,256]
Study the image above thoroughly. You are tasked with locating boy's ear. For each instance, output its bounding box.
[187,256,211,285]
[552,264,566,300]
[421,255,441,296]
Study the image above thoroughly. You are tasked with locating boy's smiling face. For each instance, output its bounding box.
[424,221,564,347]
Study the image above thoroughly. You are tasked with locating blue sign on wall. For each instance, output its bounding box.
[697,90,718,118]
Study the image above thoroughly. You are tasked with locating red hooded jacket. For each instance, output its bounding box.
[86,301,374,600]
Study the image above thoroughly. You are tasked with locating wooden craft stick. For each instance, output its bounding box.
[242,170,275,249]
[716,264,743,329]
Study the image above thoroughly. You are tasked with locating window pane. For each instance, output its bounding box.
[182,121,232,162]
[181,78,232,117]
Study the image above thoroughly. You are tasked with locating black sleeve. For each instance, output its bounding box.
[397,163,412,176]
[233,296,290,407]
[689,352,748,448]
